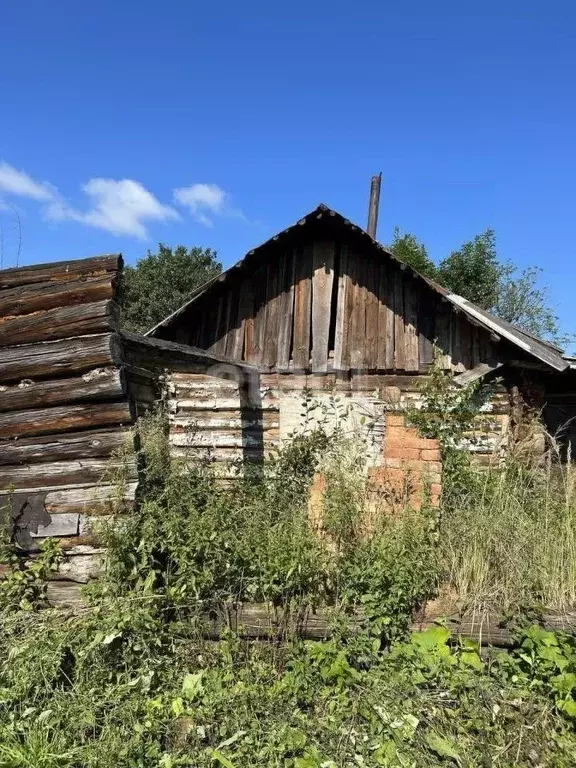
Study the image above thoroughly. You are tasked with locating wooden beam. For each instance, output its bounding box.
[277,250,296,371]
[0,401,135,439]
[333,244,349,371]
[0,254,121,290]
[0,299,120,347]
[393,269,405,370]
[404,281,419,372]
[0,275,115,317]
[0,427,130,466]
[293,245,313,370]
[0,333,121,383]
[453,361,503,387]
[0,367,125,413]
[311,241,334,373]
[0,456,137,491]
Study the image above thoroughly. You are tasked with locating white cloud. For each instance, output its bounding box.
[174,182,242,227]
[48,178,179,239]
[0,162,179,239]
[0,162,56,202]
[0,162,243,239]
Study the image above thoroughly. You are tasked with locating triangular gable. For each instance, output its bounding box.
[148,204,567,373]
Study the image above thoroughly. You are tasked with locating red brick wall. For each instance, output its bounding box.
[369,413,442,510]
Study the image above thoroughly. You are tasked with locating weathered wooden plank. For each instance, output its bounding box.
[404,280,419,372]
[311,240,335,373]
[227,284,245,360]
[0,299,120,347]
[393,269,405,370]
[333,244,349,371]
[251,264,269,366]
[384,265,395,370]
[364,259,379,370]
[223,288,240,359]
[0,428,130,466]
[0,457,136,491]
[0,254,121,290]
[0,482,137,514]
[450,314,464,372]
[46,581,85,608]
[435,303,452,369]
[51,552,105,583]
[0,401,134,439]
[240,279,255,361]
[30,513,80,538]
[0,367,125,413]
[0,275,115,317]
[377,261,390,370]
[459,315,472,371]
[418,288,435,370]
[0,333,120,383]
[454,361,503,387]
[263,258,281,367]
[293,245,313,370]
[208,294,226,355]
[349,251,366,369]
[277,250,296,371]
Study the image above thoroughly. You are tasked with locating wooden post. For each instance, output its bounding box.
[367,173,382,239]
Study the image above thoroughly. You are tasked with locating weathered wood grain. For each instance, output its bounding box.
[263,258,281,367]
[376,262,388,370]
[0,367,125,413]
[0,427,130,466]
[417,289,435,370]
[0,254,120,290]
[46,581,85,608]
[0,333,120,383]
[293,245,313,370]
[349,251,366,369]
[0,481,137,515]
[277,250,296,371]
[0,275,115,317]
[251,264,269,366]
[311,240,334,373]
[333,244,349,371]
[0,299,120,347]
[30,513,80,538]
[240,279,255,361]
[364,259,379,370]
[0,456,137,491]
[435,303,452,370]
[0,401,134,439]
[404,280,419,372]
[393,269,405,370]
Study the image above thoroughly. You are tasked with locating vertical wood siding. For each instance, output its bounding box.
[179,238,495,375]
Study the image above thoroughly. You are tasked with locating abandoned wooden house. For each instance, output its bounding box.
[150,202,576,465]
[0,199,574,606]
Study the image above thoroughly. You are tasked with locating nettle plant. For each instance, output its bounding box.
[408,359,495,499]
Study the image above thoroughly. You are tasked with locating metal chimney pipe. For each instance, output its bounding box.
[367,173,382,239]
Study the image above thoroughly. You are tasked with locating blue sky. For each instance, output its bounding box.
[1,1,574,339]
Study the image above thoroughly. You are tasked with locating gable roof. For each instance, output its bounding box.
[148,204,568,373]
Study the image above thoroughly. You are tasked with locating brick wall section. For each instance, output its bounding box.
[368,413,442,510]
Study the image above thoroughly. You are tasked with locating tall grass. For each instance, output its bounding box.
[441,437,576,614]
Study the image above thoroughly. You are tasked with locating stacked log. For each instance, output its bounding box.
[0,255,138,588]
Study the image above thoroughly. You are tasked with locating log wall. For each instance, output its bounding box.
[0,255,139,590]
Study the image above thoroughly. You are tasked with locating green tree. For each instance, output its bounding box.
[121,244,222,333]
[495,265,561,341]
[436,229,502,310]
[389,228,437,278]
[389,228,564,344]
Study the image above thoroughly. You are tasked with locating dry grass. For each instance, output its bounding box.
[441,428,576,615]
